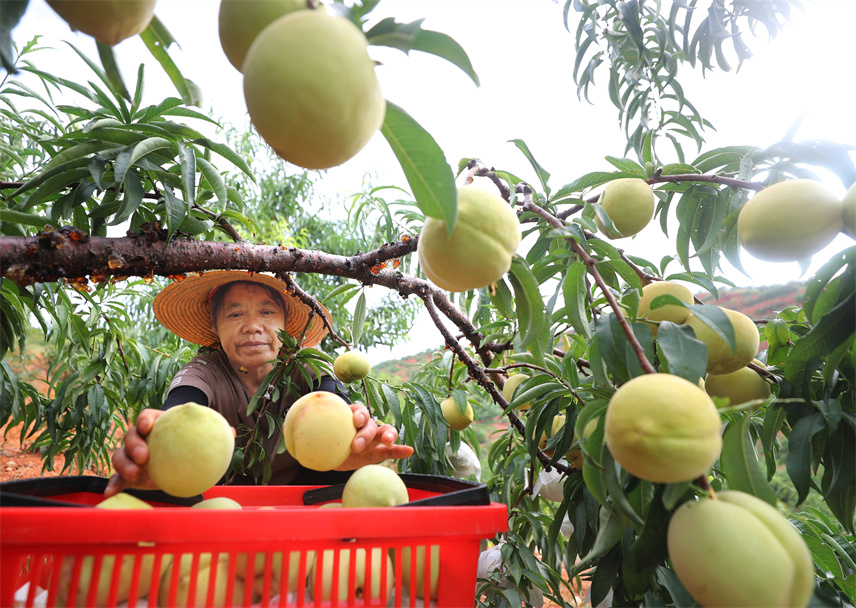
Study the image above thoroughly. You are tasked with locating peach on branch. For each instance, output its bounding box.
[705,360,772,408]
[637,281,694,336]
[440,397,475,431]
[667,490,814,607]
[333,351,371,383]
[502,373,531,411]
[219,0,308,71]
[604,373,722,483]
[737,179,843,262]
[685,307,760,375]
[417,187,522,292]
[594,178,655,239]
[242,11,385,170]
[47,0,156,46]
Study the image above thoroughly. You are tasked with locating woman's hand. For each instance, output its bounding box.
[104,408,164,497]
[336,403,414,471]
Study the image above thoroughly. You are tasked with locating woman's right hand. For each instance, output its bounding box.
[104,408,164,498]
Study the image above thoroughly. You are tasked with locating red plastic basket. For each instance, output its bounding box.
[0,476,507,608]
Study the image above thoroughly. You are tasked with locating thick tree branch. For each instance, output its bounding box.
[0,229,497,365]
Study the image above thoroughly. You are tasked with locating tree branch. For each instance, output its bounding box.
[648,173,765,191]
[422,292,573,476]
[0,229,496,364]
[518,184,657,375]
[278,272,347,348]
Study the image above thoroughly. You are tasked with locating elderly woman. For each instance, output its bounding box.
[105,271,413,496]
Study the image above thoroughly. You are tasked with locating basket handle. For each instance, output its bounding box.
[302,472,491,507]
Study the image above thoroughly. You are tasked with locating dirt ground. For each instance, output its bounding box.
[0,421,111,483]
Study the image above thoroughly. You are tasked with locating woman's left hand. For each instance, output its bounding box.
[335,403,414,471]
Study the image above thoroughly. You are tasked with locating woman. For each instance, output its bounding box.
[105,271,413,497]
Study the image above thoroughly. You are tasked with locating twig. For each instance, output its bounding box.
[192,204,244,243]
[278,272,347,348]
[421,292,573,476]
[649,173,765,191]
[518,184,657,375]
[464,160,513,202]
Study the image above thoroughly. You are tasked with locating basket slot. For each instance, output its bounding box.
[309,542,394,606]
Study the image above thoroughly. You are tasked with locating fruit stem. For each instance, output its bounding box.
[696,475,718,500]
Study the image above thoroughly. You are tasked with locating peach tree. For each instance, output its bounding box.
[1,1,854,606]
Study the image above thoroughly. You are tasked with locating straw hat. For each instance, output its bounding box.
[153,271,330,348]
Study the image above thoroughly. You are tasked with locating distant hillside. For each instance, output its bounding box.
[697,281,805,319]
[373,349,436,383]
[372,282,807,382]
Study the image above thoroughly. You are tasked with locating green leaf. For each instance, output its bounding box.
[163,186,186,242]
[488,277,515,320]
[764,318,791,349]
[0,209,50,229]
[761,405,787,479]
[721,416,777,504]
[803,536,844,580]
[114,137,172,186]
[364,17,422,50]
[44,141,122,173]
[784,356,822,401]
[569,509,624,577]
[177,142,197,206]
[790,288,855,362]
[20,167,91,211]
[820,425,856,534]
[509,139,551,196]
[191,138,253,179]
[380,101,456,228]
[686,304,736,354]
[660,163,701,175]
[195,156,227,212]
[642,131,654,166]
[562,260,592,340]
[604,156,646,176]
[655,322,707,383]
[95,41,131,102]
[352,291,367,347]
[786,412,826,505]
[411,29,480,86]
[508,257,548,350]
[553,171,638,200]
[139,17,202,106]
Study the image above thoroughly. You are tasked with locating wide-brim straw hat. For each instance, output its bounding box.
[153,271,330,349]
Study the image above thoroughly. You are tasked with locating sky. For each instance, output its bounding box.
[10,0,856,363]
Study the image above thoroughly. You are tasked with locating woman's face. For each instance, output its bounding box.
[212,282,286,372]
